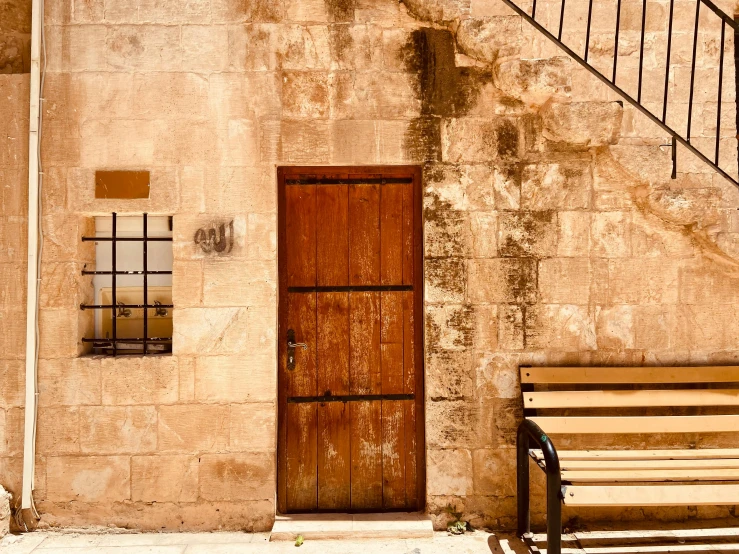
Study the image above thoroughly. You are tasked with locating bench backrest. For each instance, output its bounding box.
[520,366,739,435]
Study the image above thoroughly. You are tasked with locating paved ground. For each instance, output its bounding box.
[0,531,525,554]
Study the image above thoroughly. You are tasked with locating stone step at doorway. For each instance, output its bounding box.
[269,513,434,541]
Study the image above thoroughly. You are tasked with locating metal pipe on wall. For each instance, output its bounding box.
[22,0,45,518]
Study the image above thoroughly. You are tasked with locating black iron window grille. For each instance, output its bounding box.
[80,212,174,356]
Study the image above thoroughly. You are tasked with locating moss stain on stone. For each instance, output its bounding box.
[324,0,355,22]
[400,28,494,161]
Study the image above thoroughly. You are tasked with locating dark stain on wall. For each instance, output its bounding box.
[495,119,520,159]
[328,24,353,65]
[324,0,355,22]
[401,28,493,161]
[402,28,493,117]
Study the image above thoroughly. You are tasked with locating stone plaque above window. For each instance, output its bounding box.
[95,170,150,199]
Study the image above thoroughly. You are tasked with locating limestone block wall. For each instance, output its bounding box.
[2,0,739,534]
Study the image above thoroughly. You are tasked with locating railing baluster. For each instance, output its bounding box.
[638,0,647,102]
[558,0,566,40]
[613,0,623,83]
[686,0,701,141]
[662,0,675,123]
[716,20,725,165]
[532,0,537,19]
[585,0,594,61]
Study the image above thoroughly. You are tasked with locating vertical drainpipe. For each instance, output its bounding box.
[22,0,44,516]
[734,15,739,173]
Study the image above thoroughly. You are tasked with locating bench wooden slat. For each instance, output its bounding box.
[563,484,739,506]
[531,448,739,461]
[562,468,739,482]
[525,389,739,409]
[521,366,739,384]
[530,414,739,434]
[559,459,739,470]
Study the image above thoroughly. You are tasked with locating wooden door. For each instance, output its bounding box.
[277,166,424,513]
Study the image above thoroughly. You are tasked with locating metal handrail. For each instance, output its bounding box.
[501,0,739,188]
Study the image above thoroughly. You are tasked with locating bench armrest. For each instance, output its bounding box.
[518,418,560,475]
[517,418,562,551]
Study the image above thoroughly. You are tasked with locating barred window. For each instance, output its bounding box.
[81,213,173,356]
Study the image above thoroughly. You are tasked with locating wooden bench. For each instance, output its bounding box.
[517,366,739,554]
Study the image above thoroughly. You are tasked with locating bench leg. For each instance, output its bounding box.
[516,427,530,537]
[547,475,562,554]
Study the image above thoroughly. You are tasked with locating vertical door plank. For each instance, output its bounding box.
[286,403,318,511]
[350,400,383,509]
[382,400,406,509]
[402,291,415,395]
[404,399,417,509]
[349,184,380,286]
[349,292,381,395]
[316,185,349,286]
[317,292,350,396]
[380,184,403,285]
[401,183,414,286]
[286,292,317,397]
[381,291,404,394]
[318,402,351,509]
[286,185,316,287]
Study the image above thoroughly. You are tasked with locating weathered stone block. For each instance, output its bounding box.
[0,485,9,538]
[425,164,495,211]
[472,448,516,496]
[521,161,592,210]
[0,360,23,408]
[498,211,557,257]
[106,25,182,71]
[276,120,331,163]
[474,353,520,398]
[468,258,537,304]
[38,308,83,359]
[495,57,571,105]
[595,305,635,349]
[229,403,275,451]
[173,308,249,355]
[173,260,203,308]
[539,258,591,304]
[632,305,672,350]
[281,71,330,118]
[498,304,524,350]
[591,211,631,257]
[198,452,274,500]
[425,258,466,304]
[247,213,277,260]
[541,101,622,147]
[470,212,498,258]
[609,258,680,305]
[46,456,130,502]
[218,119,260,167]
[194,355,275,403]
[557,211,591,257]
[131,455,199,502]
[426,399,480,449]
[427,448,473,496]
[525,304,596,350]
[79,406,157,454]
[442,117,519,163]
[426,348,474,399]
[456,17,521,64]
[37,358,101,406]
[424,207,471,259]
[101,355,178,405]
[179,357,196,402]
[329,71,420,119]
[158,404,230,453]
[202,259,276,307]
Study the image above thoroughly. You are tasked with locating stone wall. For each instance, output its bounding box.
[1,0,739,533]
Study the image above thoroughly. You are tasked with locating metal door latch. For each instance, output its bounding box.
[287,329,307,371]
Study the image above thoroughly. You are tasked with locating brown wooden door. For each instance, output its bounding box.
[277,166,424,513]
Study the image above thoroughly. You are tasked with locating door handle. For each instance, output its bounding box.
[287,329,307,371]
